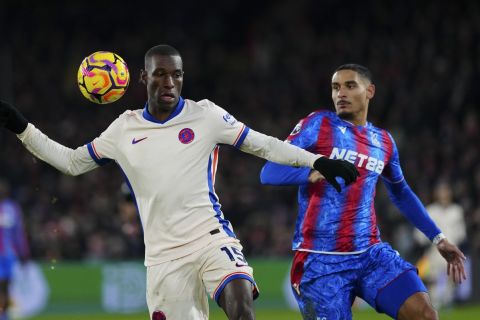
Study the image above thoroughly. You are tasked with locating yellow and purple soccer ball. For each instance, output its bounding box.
[77,51,130,104]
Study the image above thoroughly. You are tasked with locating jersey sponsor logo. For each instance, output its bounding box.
[290,120,303,136]
[178,128,195,144]
[222,113,237,126]
[330,147,385,174]
[338,126,347,134]
[131,137,148,144]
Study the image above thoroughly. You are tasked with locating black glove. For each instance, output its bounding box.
[0,100,28,134]
[313,157,360,193]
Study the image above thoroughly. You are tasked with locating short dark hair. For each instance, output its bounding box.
[144,44,181,63]
[335,64,373,83]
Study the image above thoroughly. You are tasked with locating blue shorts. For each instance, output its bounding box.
[290,243,427,320]
[0,256,15,280]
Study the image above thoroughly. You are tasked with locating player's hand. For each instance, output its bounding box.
[308,170,324,183]
[0,100,28,134]
[436,238,467,284]
[313,157,359,193]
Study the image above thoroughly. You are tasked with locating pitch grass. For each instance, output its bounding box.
[30,305,480,320]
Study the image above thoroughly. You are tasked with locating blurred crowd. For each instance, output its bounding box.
[0,0,478,288]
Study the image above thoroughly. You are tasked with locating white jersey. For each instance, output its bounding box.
[17,98,320,266]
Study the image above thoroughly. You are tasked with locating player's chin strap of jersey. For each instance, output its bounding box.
[0,100,28,134]
[313,156,360,193]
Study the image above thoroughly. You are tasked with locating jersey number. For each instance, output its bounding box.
[220,246,247,263]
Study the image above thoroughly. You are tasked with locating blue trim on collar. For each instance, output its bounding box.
[142,97,185,124]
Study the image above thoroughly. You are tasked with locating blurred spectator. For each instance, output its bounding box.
[415,181,467,308]
[0,179,30,319]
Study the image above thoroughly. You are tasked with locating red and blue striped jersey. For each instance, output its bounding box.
[285,110,402,253]
[0,199,30,259]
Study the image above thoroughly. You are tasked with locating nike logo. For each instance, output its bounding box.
[132,137,148,144]
[235,263,248,267]
[338,126,346,134]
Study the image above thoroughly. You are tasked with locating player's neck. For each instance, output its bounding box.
[148,102,176,122]
[341,114,368,127]
[353,109,368,126]
[351,106,369,126]
[149,109,174,122]
[351,117,367,126]
[337,107,368,127]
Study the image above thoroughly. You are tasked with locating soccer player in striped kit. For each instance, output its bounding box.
[0,179,30,320]
[260,64,467,320]
[0,46,358,320]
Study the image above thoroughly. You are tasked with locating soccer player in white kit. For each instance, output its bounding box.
[0,45,359,320]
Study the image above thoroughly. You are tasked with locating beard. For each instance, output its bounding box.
[337,110,355,121]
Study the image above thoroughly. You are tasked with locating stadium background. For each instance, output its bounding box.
[1,0,479,318]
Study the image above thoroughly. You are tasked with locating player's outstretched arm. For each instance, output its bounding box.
[384,178,442,239]
[383,178,467,283]
[260,161,312,186]
[436,238,467,284]
[260,158,356,193]
[241,129,359,192]
[0,100,99,176]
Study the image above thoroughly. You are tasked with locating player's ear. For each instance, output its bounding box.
[139,69,147,85]
[366,83,375,99]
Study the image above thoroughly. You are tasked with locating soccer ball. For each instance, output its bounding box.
[77,51,130,104]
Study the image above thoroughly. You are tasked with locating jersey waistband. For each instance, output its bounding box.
[295,243,381,255]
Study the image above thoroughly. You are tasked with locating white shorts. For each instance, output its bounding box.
[146,237,259,320]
